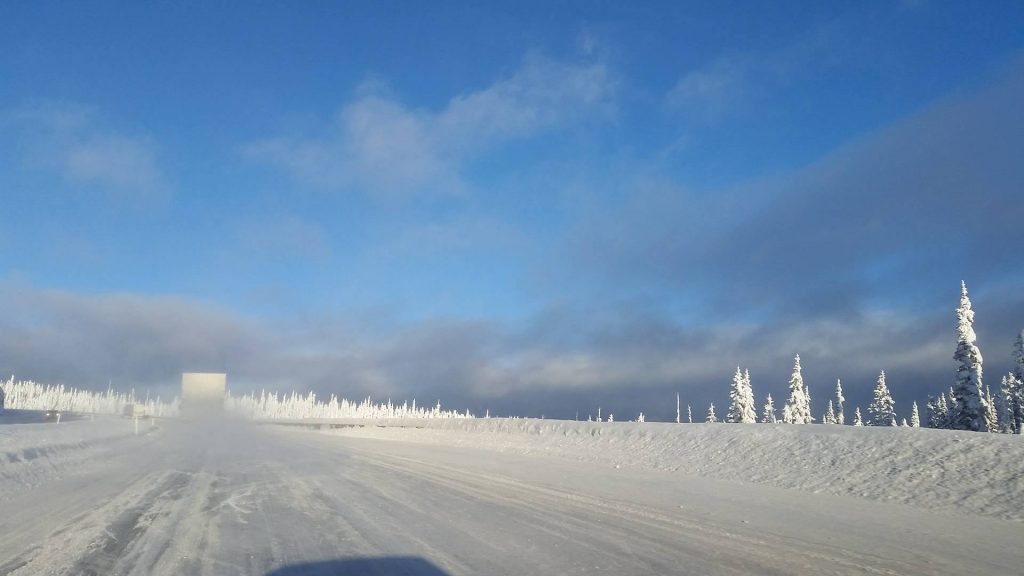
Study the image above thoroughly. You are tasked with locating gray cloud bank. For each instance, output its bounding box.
[1,280,1020,422]
[571,56,1024,319]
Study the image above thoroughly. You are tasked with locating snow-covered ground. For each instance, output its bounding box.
[0,412,159,499]
[318,418,1024,521]
[0,416,1021,575]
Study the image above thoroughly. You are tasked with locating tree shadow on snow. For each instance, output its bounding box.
[265,556,450,576]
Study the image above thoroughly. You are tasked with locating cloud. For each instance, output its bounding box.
[64,134,164,194]
[0,282,261,394]
[2,61,1019,421]
[3,279,1019,423]
[666,57,745,119]
[244,55,615,200]
[246,92,455,199]
[575,55,1024,318]
[3,102,169,200]
[664,21,842,120]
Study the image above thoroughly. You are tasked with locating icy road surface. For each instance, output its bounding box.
[0,420,1020,576]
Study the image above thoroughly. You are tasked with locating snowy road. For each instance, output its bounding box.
[1,420,1020,576]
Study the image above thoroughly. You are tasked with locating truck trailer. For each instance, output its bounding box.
[180,372,226,417]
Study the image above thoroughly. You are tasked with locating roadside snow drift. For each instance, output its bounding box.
[320,418,1024,521]
[0,416,157,498]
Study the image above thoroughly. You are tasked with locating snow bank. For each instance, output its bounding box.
[322,419,1024,521]
[0,416,156,498]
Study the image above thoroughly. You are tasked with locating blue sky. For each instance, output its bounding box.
[1,1,1022,419]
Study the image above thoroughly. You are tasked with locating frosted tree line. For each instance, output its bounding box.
[681,281,1019,433]
[995,331,1024,433]
[0,377,178,417]
[224,389,473,420]
[0,377,472,421]
[677,282,1021,431]
[699,357,907,427]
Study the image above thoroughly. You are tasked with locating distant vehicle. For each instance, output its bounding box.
[180,372,227,417]
[43,409,61,422]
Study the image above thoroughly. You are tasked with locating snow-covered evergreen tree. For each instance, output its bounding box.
[727,367,757,423]
[910,401,920,428]
[744,369,756,420]
[706,403,718,423]
[636,412,645,423]
[676,393,681,424]
[782,354,813,424]
[1012,375,1023,435]
[726,367,743,423]
[996,375,1013,433]
[823,400,836,424]
[1000,372,1022,434]
[762,394,777,423]
[949,281,988,431]
[1008,330,1024,434]
[926,396,940,428]
[936,393,950,428]
[868,370,897,426]
[687,405,693,423]
[834,379,845,425]
[803,368,812,421]
[984,385,998,433]
[608,413,614,423]
[853,407,863,426]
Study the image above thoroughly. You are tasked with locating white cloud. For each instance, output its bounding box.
[4,102,169,200]
[664,23,841,120]
[65,134,164,194]
[666,57,745,119]
[437,56,613,145]
[244,55,615,200]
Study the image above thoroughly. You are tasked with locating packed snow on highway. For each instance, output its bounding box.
[0,412,1021,576]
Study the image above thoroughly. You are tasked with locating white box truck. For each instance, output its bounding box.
[181,372,226,417]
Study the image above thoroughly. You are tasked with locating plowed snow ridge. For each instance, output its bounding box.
[0,417,155,498]
[321,418,1024,521]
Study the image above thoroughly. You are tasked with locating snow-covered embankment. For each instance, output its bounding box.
[0,416,157,499]
[321,418,1024,521]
